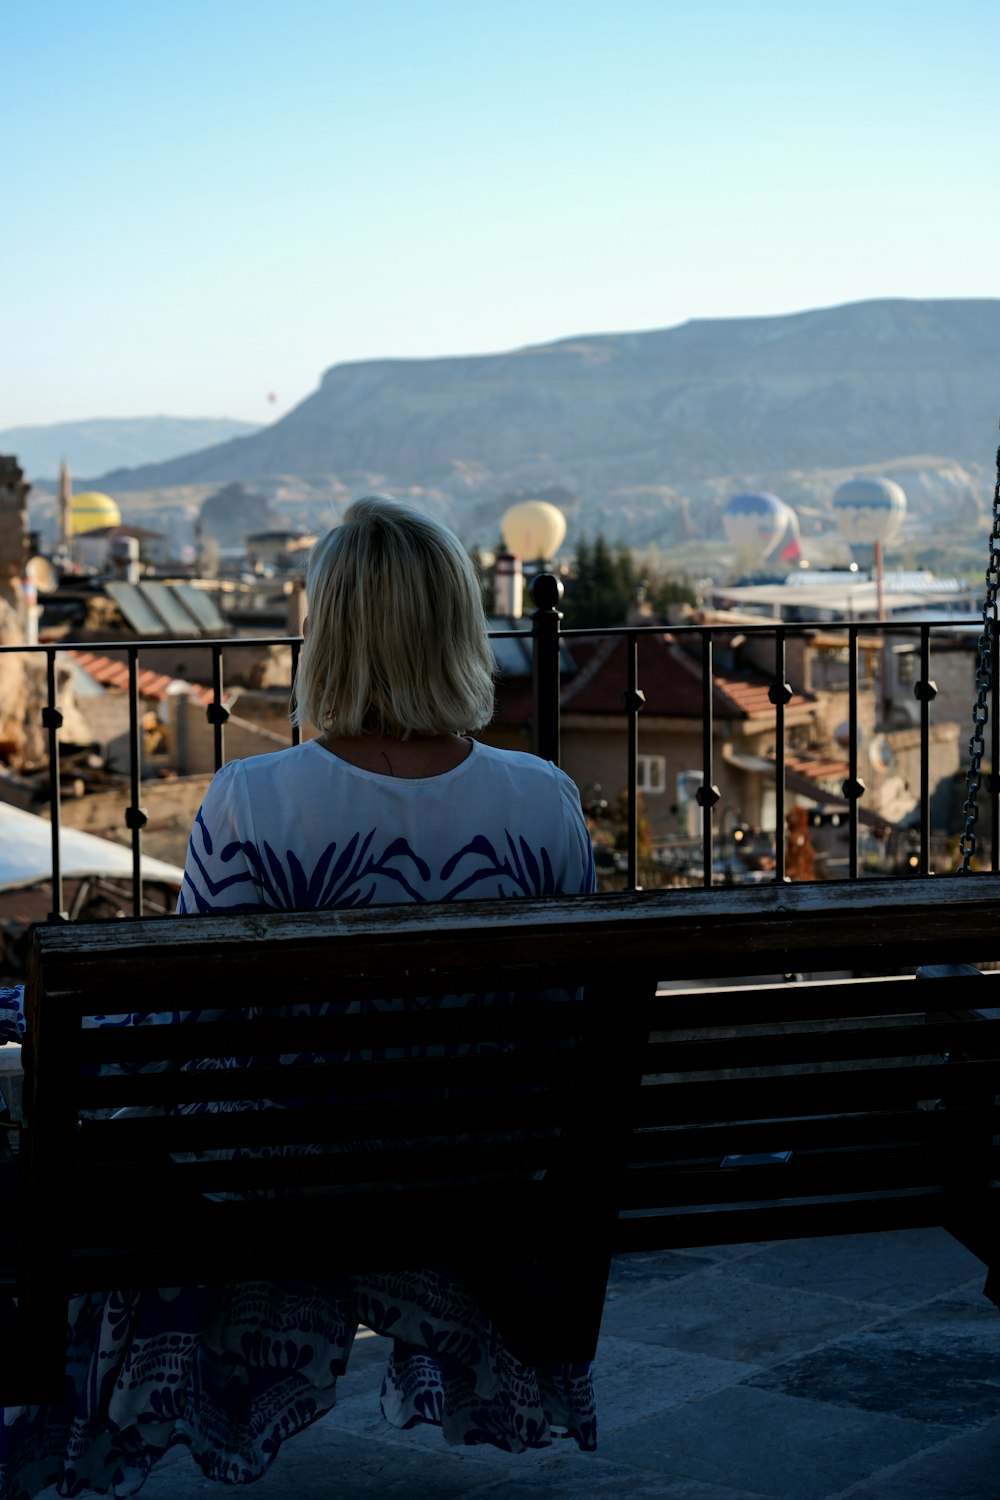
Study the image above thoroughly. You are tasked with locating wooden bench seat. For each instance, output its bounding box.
[5,874,1000,1402]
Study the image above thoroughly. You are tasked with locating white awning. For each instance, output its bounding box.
[0,800,184,893]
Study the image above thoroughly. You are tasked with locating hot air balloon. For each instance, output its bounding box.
[832,478,906,550]
[772,505,802,570]
[500,500,567,564]
[722,492,791,569]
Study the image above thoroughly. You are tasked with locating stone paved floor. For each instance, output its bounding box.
[35,1229,1000,1500]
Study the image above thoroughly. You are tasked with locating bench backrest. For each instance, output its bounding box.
[16,899,649,1397]
[614,966,1000,1255]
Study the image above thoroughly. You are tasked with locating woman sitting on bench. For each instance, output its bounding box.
[0,498,597,1499]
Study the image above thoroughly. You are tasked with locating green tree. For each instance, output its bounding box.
[564,532,637,627]
[562,533,695,627]
[644,571,696,615]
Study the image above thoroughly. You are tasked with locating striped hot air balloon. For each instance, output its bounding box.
[833,478,906,547]
[723,492,793,568]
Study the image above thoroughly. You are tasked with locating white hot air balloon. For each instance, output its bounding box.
[500,501,567,565]
[832,478,907,548]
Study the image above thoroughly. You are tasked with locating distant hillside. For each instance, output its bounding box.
[0,416,262,482]
[90,300,1000,546]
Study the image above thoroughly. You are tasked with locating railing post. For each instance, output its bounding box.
[207,645,230,771]
[622,632,645,892]
[843,626,866,879]
[125,647,149,917]
[530,574,564,765]
[290,639,302,747]
[697,632,720,887]
[42,651,67,921]
[768,628,793,883]
[914,626,936,875]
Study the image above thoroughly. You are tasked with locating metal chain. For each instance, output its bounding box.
[958,426,1000,872]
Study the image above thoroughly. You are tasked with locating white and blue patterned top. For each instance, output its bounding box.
[178,738,596,913]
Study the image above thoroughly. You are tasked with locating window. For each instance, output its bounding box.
[637,755,666,794]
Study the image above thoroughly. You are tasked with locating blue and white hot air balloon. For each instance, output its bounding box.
[832,478,906,561]
[723,491,804,574]
[770,504,802,571]
[722,492,789,566]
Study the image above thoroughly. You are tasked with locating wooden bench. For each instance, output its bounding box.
[4,874,1000,1402]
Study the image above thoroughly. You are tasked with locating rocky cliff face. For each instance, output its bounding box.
[92,299,1000,546]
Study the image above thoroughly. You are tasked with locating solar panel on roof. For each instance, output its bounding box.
[172,584,227,633]
[103,582,167,636]
[137,583,199,635]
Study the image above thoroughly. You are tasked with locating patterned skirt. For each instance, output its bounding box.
[0,1269,597,1499]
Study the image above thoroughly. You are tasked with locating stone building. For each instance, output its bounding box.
[0,456,31,763]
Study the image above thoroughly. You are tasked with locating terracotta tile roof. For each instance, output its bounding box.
[491,633,815,726]
[68,651,217,707]
[492,633,814,726]
[783,751,851,784]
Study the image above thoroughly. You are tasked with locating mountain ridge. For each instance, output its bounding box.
[91,298,1000,493]
[2,416,261,483]
[20,299,1000,552]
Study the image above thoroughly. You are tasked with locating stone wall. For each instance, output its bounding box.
[51,774,214,868]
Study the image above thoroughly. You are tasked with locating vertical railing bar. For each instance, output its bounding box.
[290,639,302,747]
[212,645,226,771]
[774,628,787,884]
[701,631,715,888]
[625,631,641,892]
[848,626,860,879]
[126,647,145,917]
[529,575,564,765]
[918,626,932,876]
[44,650,66,921]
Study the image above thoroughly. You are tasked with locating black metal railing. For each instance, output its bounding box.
[0,582,994,918]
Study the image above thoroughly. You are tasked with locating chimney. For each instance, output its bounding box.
[493,551,523,618]
[58,458,72,550]
[109,535,140,583]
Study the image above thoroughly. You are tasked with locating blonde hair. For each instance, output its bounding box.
[293,497,495,737]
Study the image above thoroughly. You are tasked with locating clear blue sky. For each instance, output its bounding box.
[4,0,998,427]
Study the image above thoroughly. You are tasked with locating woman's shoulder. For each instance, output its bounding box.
[197,744,322,819]
[471,740,565,774]
[468,742,580,795]
[210,742,317,787]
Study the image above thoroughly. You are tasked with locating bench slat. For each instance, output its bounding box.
[72,1003,584,1063]
[635,1057,1000,1124]
[614,1182,1000,1251]
[626,1103,1000,1160]
[642,1018,1000,1074]
[648,973,1000,1028]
